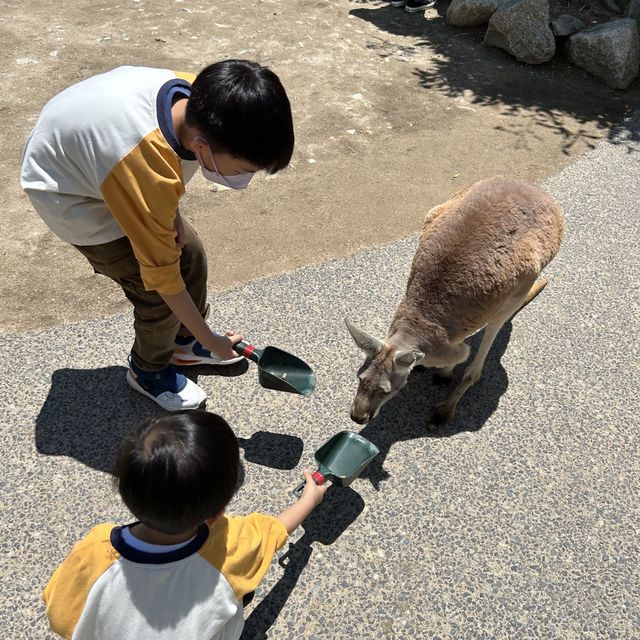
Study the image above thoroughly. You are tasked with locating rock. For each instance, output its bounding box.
[446,0,502,26]
[568,19,639,89]
[600,0,623,14]
[483,0,556,64]
[623,0,640,24]
[551,14,585,36]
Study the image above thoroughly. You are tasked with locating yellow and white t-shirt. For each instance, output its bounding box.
[20,66,200,295]
[43,514,288,640]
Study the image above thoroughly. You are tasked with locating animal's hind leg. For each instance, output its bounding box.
[429,321,504,428]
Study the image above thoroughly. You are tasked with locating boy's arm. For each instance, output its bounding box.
[100,137,242,360]
[276,471,328,534]
[160,289,241,361]
[44,525,117,640]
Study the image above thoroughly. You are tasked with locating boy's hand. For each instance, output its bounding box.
[211,330,244,360]
[277,470,328,534]
[224,329,243,345]
[300,470,328,507]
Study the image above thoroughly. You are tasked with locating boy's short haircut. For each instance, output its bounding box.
[186,59,294,174]
[114,411,240,535]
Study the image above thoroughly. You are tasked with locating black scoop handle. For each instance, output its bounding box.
[232,340,261,364]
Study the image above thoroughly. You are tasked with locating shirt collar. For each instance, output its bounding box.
[157,78,197,161]
[111,522,209,564]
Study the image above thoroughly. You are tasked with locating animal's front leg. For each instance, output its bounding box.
[423,342,469,387]
[430,322,503,428]
[432,364,456,387]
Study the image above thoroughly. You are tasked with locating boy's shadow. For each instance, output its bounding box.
[241,485,365,640]
[35,363,302,474]
[35,366,156,473]
[357,321,512,488]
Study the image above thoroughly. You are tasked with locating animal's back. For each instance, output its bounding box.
[403,176,564,336]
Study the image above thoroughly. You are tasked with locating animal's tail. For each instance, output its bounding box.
[518,277,549,313]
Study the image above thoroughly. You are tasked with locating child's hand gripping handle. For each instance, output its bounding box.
[232,340,261,364]
[291,470,325,499]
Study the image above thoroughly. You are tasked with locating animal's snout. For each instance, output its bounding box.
[350,395,372,424]
[350,412,369,425]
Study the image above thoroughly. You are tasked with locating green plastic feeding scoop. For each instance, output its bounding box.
[292,431,380,497]
[232,339,316,397]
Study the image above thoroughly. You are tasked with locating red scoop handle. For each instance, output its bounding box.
[291,470,326,498]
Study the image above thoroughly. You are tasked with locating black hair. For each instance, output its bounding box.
[186,59,294,174]
[113,411,239,535]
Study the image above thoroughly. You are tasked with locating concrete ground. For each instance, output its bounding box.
[1,114,638,637]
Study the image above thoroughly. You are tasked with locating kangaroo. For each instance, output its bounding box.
[346,176,564,428]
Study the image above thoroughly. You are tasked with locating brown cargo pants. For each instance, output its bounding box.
[73,221,208,372]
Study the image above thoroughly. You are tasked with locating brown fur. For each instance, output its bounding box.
[391,176,564,345]
[347,176,564,426]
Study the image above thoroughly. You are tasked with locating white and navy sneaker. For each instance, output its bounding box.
[390,0,407,6]
[405,0,436,10]
[170,335,244,367]
[127,359,206,411]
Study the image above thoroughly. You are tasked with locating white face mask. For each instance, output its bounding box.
[193,137,255,190]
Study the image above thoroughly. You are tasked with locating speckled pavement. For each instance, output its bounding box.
[1,118,639,639]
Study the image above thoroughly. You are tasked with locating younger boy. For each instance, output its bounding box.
[43,410,327,639]
[21,60,295,411]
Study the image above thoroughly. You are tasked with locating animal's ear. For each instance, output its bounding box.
[393,350,425,369]
[345,318,383,356]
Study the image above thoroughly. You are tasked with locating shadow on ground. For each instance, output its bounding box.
[238,431,304,470]
[35,366,156,473]
[35,362,302,474]
[349,2,639,152]
[355,321,512,489]
[241,485,365,640]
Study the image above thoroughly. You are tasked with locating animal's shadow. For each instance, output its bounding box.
[241,486,365,639]
[35,363,300,474]
[357,321,513,488]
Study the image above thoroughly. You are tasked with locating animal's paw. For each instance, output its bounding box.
[432,372,452,387]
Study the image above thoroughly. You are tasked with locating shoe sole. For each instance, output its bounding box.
[405,4,434,10]
[170,355,245,367]
[126,370,206,411]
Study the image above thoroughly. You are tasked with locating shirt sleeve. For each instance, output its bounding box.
[43,524,119,639]
[204,513,288,601]
[100,129,186,295]
[174,71,197,83]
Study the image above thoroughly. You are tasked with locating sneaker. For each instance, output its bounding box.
[390,0,407,6]
[127,359,206,411]
[405,0,436,11]
[170,336,244,367]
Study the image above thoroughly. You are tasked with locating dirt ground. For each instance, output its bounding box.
[1,0,637,333]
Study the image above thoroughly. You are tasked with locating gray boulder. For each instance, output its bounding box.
[623,0,640,25]
[483,0,556,64]
[600,0,623,14]
[551,14,586,36]
[447,0,502,26]
[568,19,639,89]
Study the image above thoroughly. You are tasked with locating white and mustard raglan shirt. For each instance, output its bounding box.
[20,66,200,295]
[43,514,288,640]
